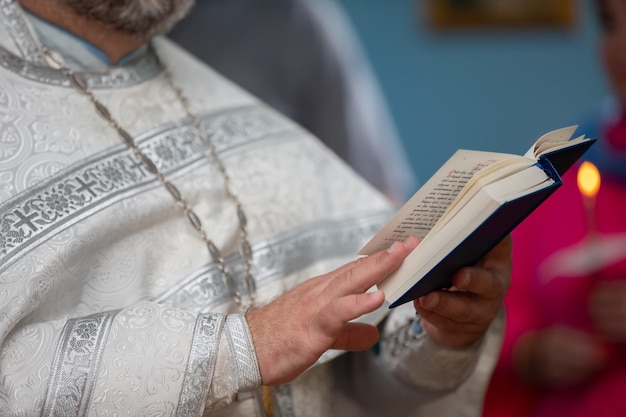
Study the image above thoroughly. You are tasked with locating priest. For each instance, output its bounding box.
[0,1,510,416]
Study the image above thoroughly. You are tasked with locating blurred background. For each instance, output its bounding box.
[338,0,607,192]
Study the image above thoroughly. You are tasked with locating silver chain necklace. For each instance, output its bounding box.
[42,46,256,312]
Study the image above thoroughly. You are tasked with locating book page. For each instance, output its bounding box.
[430,158,534,236]
[381,164,555,303]
[358,149,516,255]
[523,125,579,159]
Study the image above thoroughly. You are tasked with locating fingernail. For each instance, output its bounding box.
[368,290,384,300]
[403,236,416,248]
[366,290,384,306]
[419,293,439,309]
[387,241,401,253]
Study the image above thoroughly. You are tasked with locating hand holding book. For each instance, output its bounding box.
[360,126,595,308]
[415,234,512,349]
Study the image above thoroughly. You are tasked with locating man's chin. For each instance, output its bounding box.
[60,0,195,39]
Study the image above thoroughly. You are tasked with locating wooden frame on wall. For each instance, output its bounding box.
[427,0,577,30]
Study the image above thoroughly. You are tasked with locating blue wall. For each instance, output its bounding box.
[339,0,609,190]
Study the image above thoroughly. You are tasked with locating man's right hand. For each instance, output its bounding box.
[246,236,420,386]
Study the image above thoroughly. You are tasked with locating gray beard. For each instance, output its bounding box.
[60,0,195,39]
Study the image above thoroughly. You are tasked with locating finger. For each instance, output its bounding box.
[285,239,417,297]
[314,290,385,336]
[451,236,511,296]
[311,291,384,347]
[450,266,508,300]
[416,290,484,324]
[323,236,419,297]
[415,306,483,349]
[331,322,380,351]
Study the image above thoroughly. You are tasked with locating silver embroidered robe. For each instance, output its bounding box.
[0,2,502,416]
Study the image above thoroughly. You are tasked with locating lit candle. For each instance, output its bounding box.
[538,162,605,282]
[577,161,601,239]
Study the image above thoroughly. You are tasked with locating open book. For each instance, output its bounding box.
[359,126,595,308]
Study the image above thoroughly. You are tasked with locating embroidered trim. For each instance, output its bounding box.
[0,105,293,274]
[176,313,226,417]
[0,45,163,89]
[155,211,391,311]
[41,310,119,417]
[225,315,261,392]
[0,0,163,90]
[386,314,426,357]
[0,0,46,64]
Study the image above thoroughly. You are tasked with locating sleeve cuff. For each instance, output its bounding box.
[382,304,484,392]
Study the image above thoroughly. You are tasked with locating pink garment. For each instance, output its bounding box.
[483,167,626,417]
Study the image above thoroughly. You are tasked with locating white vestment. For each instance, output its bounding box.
[0,2,502,416]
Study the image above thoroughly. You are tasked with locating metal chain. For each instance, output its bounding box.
[42,47,256,311]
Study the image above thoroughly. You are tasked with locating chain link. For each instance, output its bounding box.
[43,46,256,312]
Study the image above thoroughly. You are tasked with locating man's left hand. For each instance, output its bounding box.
[413,235,512,349]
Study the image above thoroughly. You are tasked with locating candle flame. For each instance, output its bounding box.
[577,161,601,198]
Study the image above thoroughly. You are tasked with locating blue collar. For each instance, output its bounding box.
[24,9,145,70]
